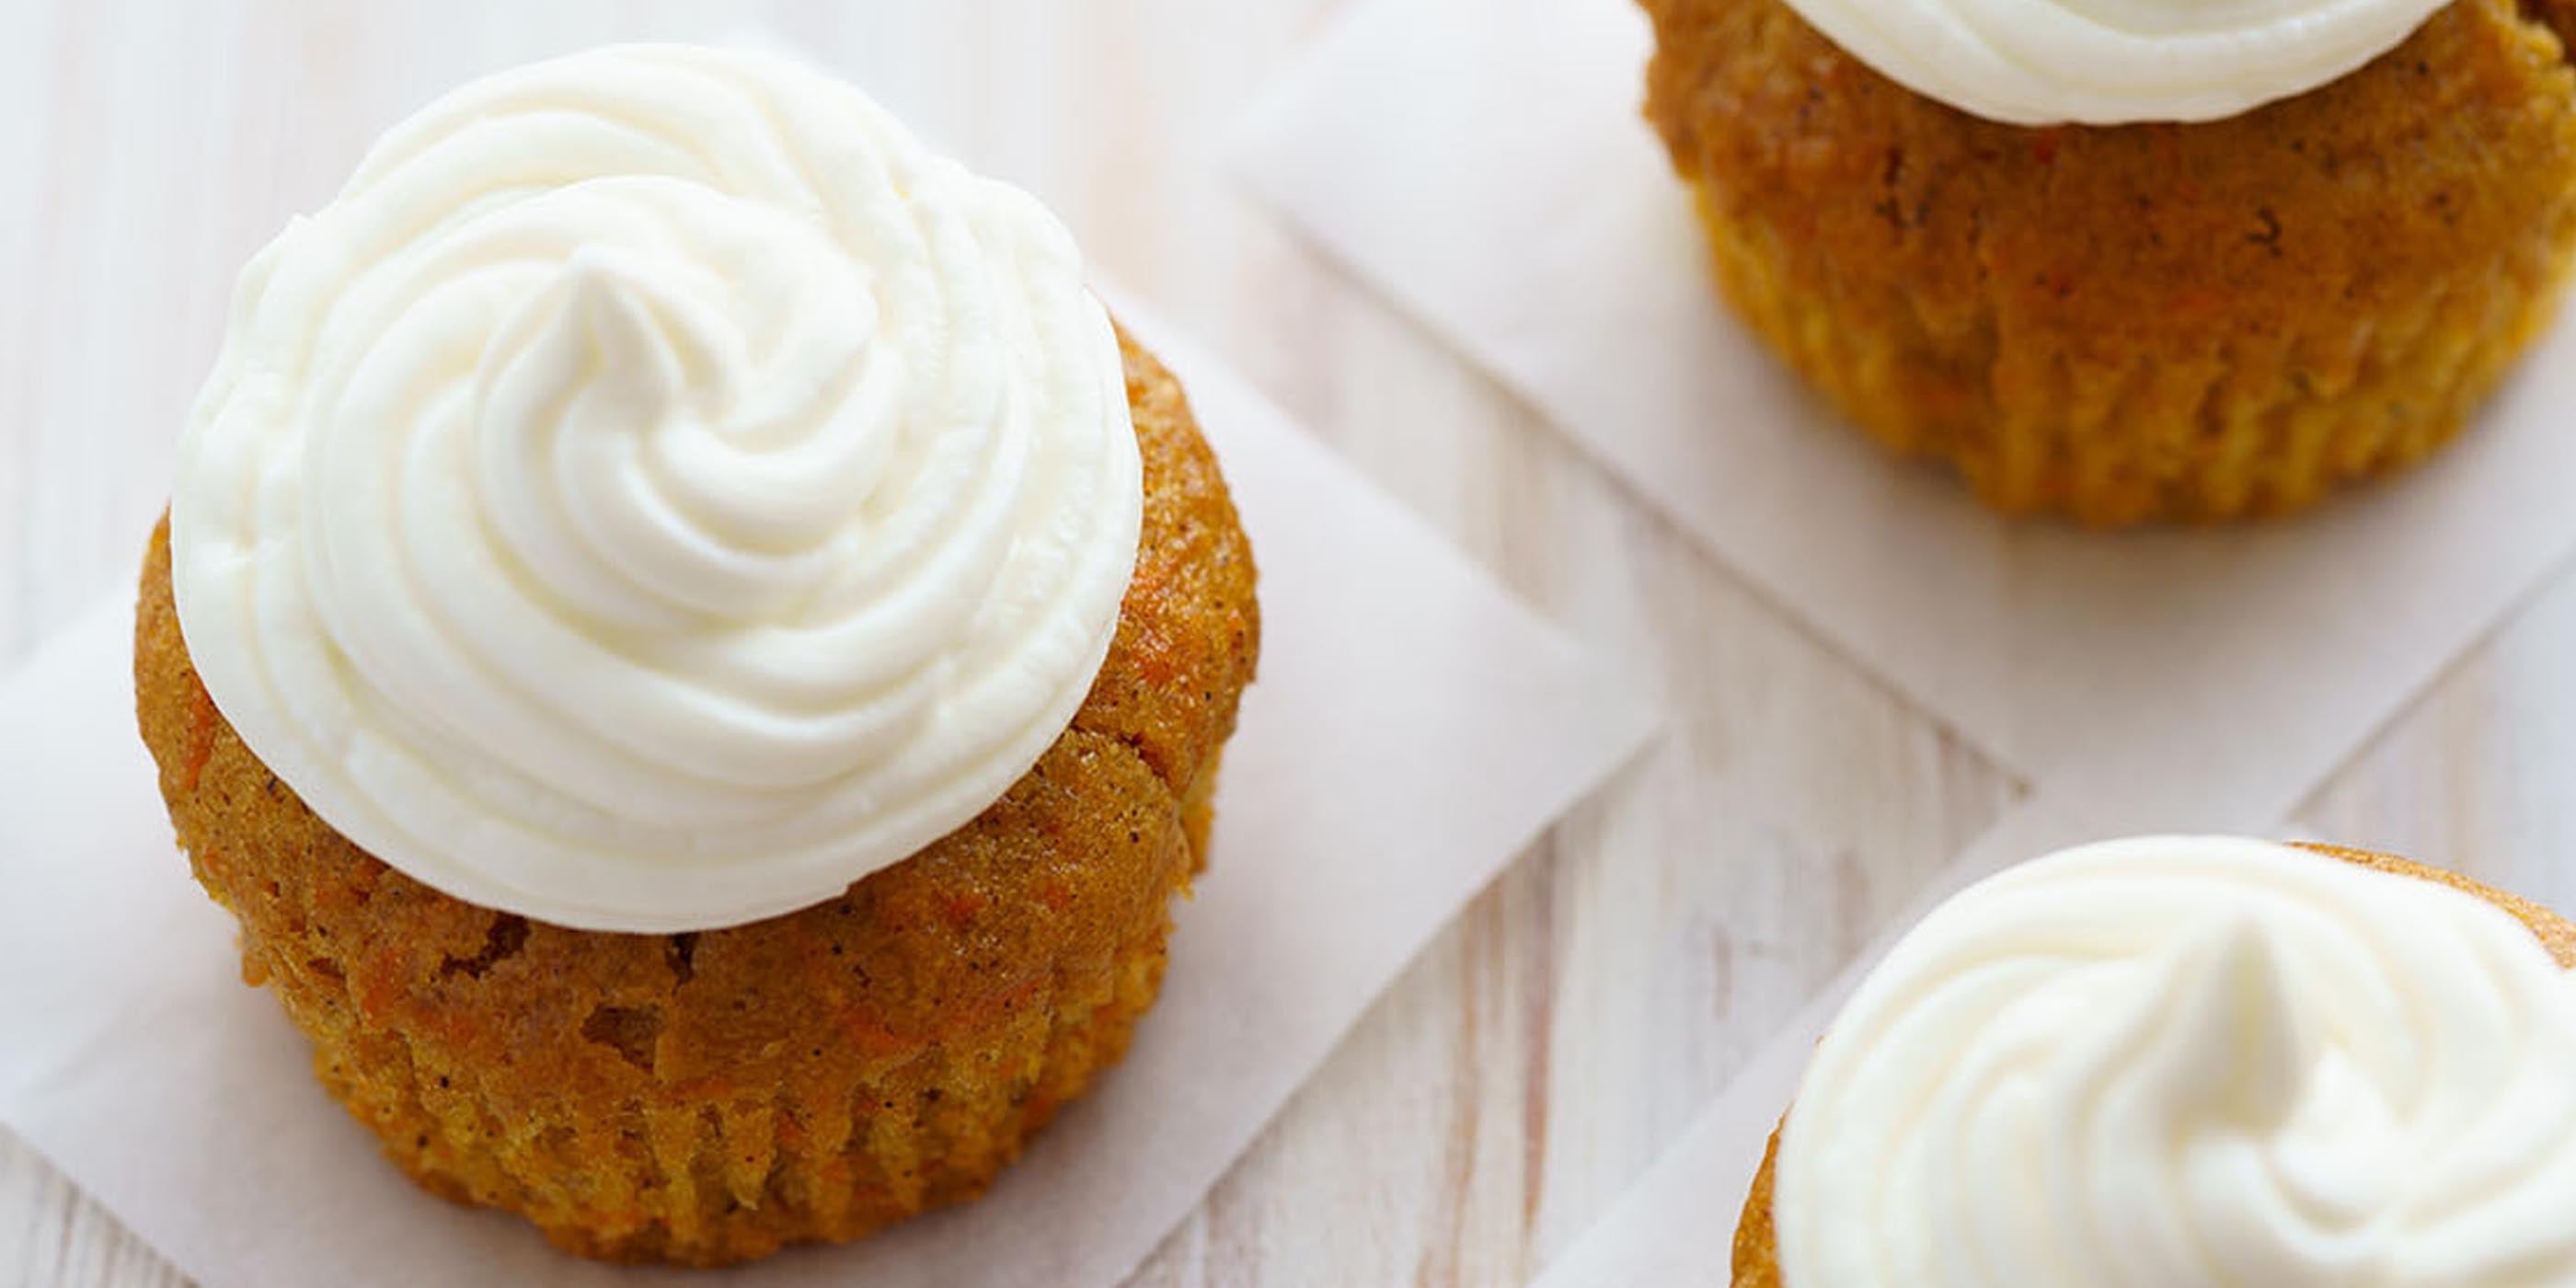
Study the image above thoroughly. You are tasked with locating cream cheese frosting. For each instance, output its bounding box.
[1777,0,2455,125]
[169,44,1144,934]
[1775,836,2576,1288]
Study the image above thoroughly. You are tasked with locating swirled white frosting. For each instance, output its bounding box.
[169,45,1143,933]
[1778,0,2454,125]
[1776,836,2576,1288]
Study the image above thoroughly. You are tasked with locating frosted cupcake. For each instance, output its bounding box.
[1734,837,2576,1285]
[135,44,1258,1265]
[1639,0,2576,523]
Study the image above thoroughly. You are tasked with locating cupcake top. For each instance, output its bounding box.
[1777,0,2455,125]
[1774,837,2576,1287]
[169,45,1143,934]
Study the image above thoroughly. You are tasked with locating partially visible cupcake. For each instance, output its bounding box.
[1734,837,2576,1285]
[136,45,1258,1265]
[1639,0,2576,523]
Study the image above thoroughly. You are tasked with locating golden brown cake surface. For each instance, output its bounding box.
[134,333,1259,1267]
[1729,846,2576,1285]
[1641,0,2576,523]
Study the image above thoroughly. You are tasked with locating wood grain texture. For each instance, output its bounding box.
[0,2,2555,1286]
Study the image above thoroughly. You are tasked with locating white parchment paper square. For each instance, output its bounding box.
[0,310,1655,1288]
[1236,0,2576,803]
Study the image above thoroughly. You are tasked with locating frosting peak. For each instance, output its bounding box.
[170,45,1144,933]
[2140,915,2307,1129]
[1774,837,2576,1288]
[1777,0,2455,125]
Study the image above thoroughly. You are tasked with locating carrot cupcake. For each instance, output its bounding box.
[135,44,1258,1266]
[1639,0,2576,523]
[1735,837,2576,1285]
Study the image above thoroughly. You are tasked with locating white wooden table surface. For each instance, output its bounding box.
[6,2,2574,1285]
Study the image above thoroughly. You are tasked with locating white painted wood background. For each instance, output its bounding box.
[5,2,2572,1285]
